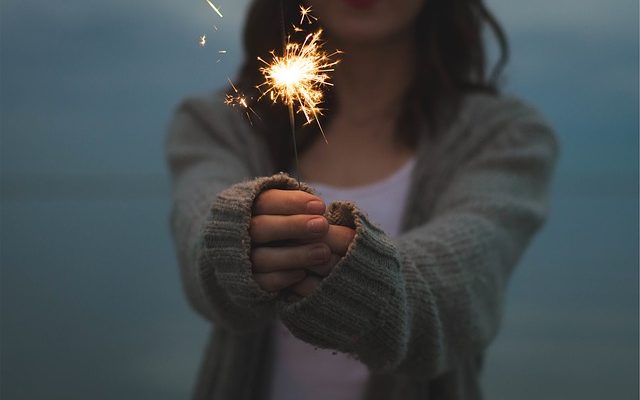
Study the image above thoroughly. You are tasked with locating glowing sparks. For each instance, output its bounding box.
[257,29,340,140]
[225,78,260,125]
[199,35,207,47]
[204,0,223,18]
[216,50,227,63]
[299,5,318,25]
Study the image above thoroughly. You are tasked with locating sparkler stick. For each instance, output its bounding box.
[287,98,300,187]
[280,1,300,187]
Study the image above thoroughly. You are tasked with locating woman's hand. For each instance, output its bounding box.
[288,224,355,299]
[250,189,329,292]
[249,189,355,298]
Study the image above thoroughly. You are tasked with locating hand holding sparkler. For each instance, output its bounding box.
[250,189,355,299]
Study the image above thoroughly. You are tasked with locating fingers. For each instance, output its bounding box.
[290,275,322,298]
[295,225,356,255]
[320,225,356,256]
[251,243,331,273]
[250,214,329,244]
[253,189,326,216]
[253,270,307,292]
[306,253,341,276]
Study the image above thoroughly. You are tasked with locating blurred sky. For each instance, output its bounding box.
[1,0,638,399]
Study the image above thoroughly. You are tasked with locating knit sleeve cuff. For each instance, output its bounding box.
[276,201,410,372]
[201,173,314,319]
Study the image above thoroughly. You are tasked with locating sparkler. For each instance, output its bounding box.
[256,5,340,184]
[257,29,340,142]
[194,3,258,124]
[225,78,260,126]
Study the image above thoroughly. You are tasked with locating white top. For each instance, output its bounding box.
[268,157,417,400]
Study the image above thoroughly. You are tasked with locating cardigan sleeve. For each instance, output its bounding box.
[275,107,559,378]
[165,97,301,333]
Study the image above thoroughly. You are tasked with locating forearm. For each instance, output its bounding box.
[276,120,558,377]
[172,172,325,332]
[170,169,272,331]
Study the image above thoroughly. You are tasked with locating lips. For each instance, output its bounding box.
[341,0,377,9]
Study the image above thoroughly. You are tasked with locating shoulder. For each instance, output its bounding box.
[458,92,553,131]
[440,92,560,160]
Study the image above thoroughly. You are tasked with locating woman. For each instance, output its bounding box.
[166,0,559,399]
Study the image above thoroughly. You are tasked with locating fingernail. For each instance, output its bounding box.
[309,245,329,264]
[306,200,325,214]
[307,217,327,233]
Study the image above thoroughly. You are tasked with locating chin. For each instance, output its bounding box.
[309,0,423,46]
[324,21,414,48]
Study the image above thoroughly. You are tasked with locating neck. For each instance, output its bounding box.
[328,33,416,125]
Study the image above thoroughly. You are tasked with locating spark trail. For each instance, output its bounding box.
[204,0,223,18]
[225,78,260,126]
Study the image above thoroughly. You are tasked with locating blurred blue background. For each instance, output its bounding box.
[1,0,637,398]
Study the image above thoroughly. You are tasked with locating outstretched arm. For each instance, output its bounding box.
[276,112,559,378]
[166,97,281,332]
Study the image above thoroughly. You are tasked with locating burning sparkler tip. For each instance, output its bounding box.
[257,27,339,144]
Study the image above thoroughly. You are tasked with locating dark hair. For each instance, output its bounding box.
[234,0,509,171]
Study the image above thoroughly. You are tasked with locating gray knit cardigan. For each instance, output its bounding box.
[165,91,558,400]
